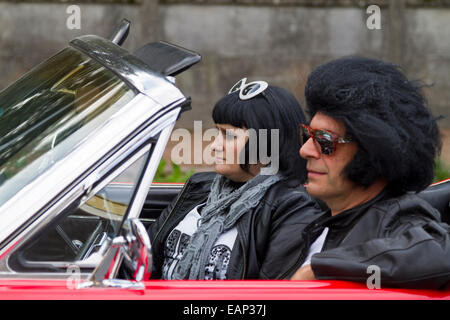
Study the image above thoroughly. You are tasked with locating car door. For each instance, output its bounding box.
[0,26,200,284]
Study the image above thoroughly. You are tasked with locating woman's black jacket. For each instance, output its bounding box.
[147,172,322,279]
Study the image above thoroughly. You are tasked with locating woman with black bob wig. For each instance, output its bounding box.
[148,78,321,280]
[212,79,307,181]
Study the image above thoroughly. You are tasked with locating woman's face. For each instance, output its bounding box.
[211,123,258,182]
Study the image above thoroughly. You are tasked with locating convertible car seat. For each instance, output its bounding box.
[141,180,450,226]
[417,179,450,224]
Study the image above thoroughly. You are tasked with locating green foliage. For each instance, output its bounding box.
[434,158,450,183]
[153,159,195,183]
[153,158,450,184]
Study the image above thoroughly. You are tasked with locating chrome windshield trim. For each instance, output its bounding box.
[127,117,177,220]
[0,109,180,273]
[85,145,152,203]
[0,146,151,273]
[70,35,185,107]
[0,93,181,246]
[105,118,178,280]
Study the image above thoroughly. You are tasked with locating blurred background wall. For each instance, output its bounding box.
[0,0,449,169]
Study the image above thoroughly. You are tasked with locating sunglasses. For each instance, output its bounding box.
[228,78,268,100]
[300,123,352,155]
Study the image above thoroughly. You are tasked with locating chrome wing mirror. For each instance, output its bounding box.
[79,218,152,289]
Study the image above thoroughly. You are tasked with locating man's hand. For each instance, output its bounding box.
[290,264,316,280]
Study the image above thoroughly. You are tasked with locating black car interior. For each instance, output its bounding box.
[417,180,450,224]
[141,179,450,225]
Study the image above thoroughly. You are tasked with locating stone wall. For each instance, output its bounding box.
[0,1,449,131]
[0,3,143,86]
[157,4,450,130]
[160,0,449,6]
[4,0,449,5]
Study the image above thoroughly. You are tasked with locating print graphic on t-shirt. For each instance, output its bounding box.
[162,230,192,279]
[162,229,234,280]
[204,244,232,280]
[162,205,238,280]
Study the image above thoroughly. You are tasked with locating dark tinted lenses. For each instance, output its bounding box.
[300,125,336,155]
[315,137,334,155]
[242,83,261,95]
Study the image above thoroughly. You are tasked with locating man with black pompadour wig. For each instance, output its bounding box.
[291,56,450,289]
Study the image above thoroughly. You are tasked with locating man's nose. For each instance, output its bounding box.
[299,137,321,159]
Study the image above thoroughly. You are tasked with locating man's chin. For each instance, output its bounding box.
[214,165,233,179]
[304,183,324,199]
[214,166,224,176]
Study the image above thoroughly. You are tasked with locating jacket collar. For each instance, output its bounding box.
[316,188,390,230]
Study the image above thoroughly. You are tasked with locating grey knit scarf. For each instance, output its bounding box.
[172,173,283,280]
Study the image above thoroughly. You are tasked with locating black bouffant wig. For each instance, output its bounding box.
[305,56,442,195]
[213,84,307,183]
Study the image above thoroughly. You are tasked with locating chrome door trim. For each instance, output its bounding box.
[0,145,150,274]
[150,183,185,189]
[0,111,180,276]
[0,93,182,247]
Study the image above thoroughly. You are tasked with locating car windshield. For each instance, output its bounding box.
[0,47,136,207]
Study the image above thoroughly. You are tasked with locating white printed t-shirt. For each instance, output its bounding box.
[300,227,329,268]
[162,204,238,280]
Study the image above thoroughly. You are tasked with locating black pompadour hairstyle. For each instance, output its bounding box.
[305,56,442,194]
[212,85,307,182]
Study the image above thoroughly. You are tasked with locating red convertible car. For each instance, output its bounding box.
[0,20,448,303]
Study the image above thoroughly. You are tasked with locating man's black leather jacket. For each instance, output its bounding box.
[148,172,322,279]
[308,191,450,289]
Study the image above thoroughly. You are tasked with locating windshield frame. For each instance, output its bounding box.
[70,35,183,107]
[0,47,137,209]
[0,35,187,248]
